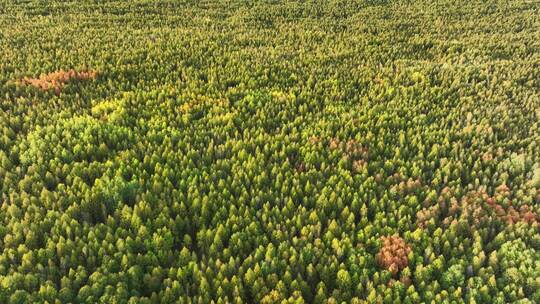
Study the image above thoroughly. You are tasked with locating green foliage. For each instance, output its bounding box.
[0,0,539,303]
[441,264,464,290]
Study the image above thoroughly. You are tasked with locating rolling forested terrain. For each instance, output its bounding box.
[0,0,539,303]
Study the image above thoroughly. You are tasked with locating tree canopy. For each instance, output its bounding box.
[0,0,539,303]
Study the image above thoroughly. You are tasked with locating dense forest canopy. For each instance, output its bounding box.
[0,0,539,303]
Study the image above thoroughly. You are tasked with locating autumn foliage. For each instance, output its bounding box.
[416,186,539,229]
[376,235,412,275]
[19,69,97,94]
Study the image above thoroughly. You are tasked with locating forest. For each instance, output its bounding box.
[0,0,539,303]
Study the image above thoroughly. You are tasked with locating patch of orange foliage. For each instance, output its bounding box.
[376,235,411,275]
[19,69,97,95]
[416,185,539,229]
